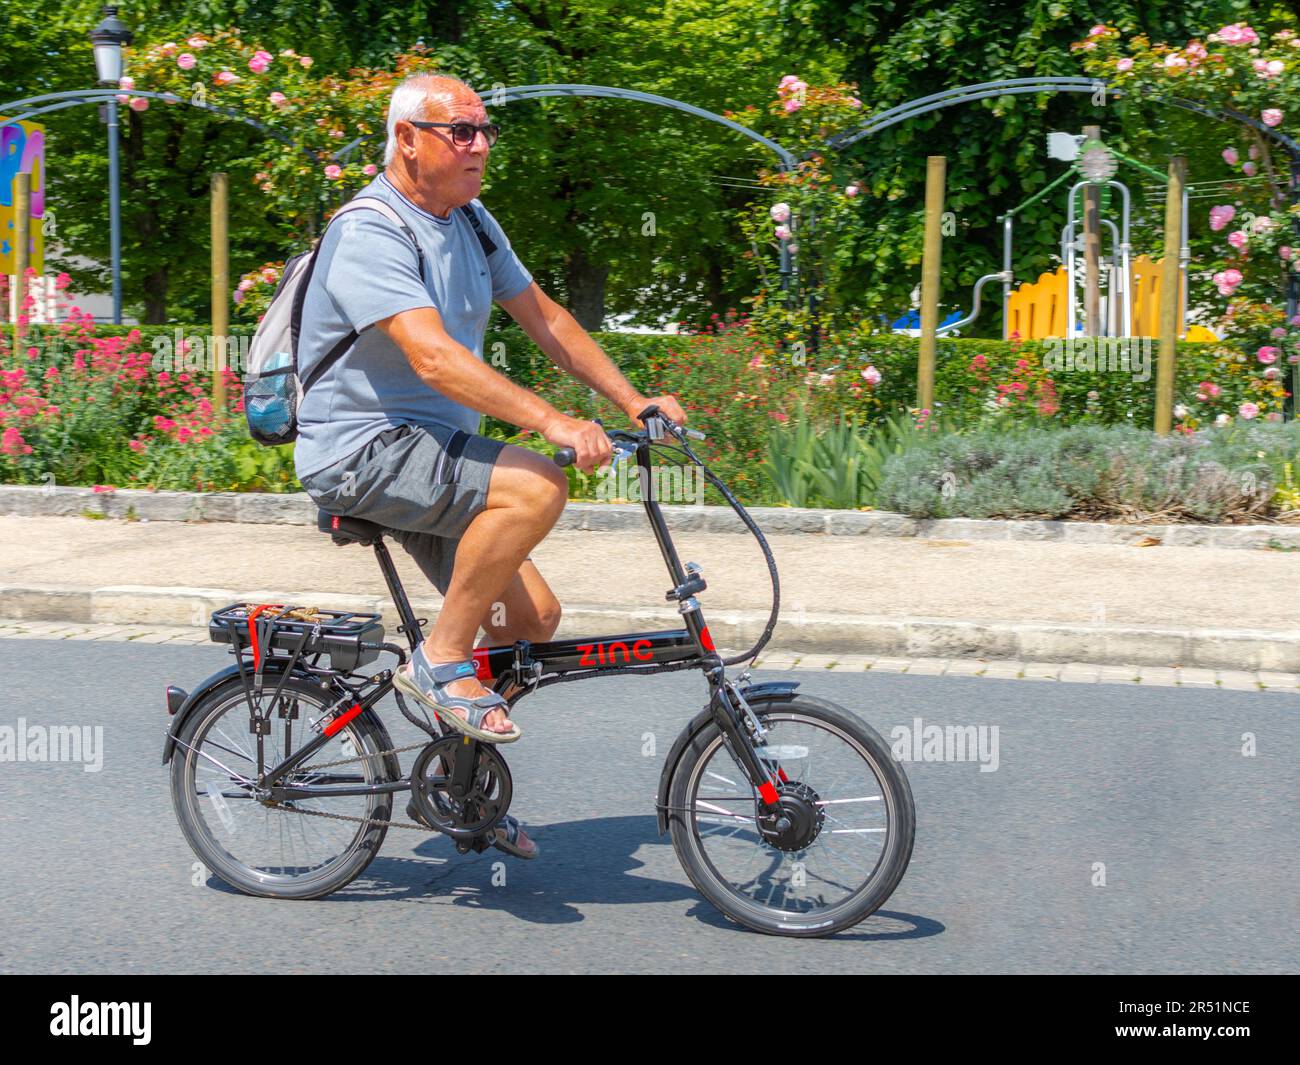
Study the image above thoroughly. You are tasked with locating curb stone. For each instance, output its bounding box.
[3,484,1300,550]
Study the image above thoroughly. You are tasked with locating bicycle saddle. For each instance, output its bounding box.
[317,509,387,546]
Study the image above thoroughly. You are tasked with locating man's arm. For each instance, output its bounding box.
[498,282,678,424]
[375,306,612,471]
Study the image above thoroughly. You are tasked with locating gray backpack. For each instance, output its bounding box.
[243,197,498,446]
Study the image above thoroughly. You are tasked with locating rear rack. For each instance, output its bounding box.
[209,602,385,674]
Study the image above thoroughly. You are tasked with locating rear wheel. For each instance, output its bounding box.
[170,674,398,900]
[668,694,914,937]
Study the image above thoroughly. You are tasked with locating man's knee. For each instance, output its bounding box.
[490,444,569,522]
[488,599,561,643]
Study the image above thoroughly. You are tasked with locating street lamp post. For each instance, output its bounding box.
[89,5,132,325]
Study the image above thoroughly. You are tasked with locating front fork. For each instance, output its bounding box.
[705,663,789,824]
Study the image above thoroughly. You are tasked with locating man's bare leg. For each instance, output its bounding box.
[417,445,567,734]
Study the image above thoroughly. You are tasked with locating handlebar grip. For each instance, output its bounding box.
[553,447,576,467]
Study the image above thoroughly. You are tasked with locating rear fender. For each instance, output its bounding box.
[162,663,335,765]
[654,680,801,834]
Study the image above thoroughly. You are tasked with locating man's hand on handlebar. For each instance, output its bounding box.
[625,394,687,429]
[541,414,614,474]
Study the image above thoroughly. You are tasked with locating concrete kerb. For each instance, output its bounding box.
[3,485,1298,550]
[2,578,1298,673]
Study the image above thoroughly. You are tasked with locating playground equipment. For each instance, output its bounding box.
[905,133,1205,341]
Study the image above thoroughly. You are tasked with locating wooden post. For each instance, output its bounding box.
[211,173,229,410]
[917,155,946,413]
[1083,126,1101,337]
[1154,157,1186,435]
[13,171,30,353]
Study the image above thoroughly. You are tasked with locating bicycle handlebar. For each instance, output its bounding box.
[551,408,704,468]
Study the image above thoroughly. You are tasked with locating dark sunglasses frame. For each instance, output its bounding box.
[409,120,500,147]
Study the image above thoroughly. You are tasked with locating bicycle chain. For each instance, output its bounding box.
[264,740,435,832]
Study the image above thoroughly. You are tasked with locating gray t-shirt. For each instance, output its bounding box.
[293,173,533,480]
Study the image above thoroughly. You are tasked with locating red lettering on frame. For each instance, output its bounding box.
[608,642,630,663]
[578,643,597,667]
[632,639,652,661]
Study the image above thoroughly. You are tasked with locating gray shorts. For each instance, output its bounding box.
[300,422,508,595]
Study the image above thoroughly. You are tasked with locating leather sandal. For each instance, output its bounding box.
[393,646,522,744]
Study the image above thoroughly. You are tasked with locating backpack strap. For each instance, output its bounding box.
[458,203,499,258]
[291,197,429,396]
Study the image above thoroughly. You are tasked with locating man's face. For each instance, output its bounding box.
[405,90,490,208]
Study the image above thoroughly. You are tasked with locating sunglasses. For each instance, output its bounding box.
[409,120,500,148]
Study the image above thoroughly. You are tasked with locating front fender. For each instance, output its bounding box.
[654,680,800,834]
[161,662,328,765]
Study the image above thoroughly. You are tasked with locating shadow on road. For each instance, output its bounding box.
[198,813,942,941]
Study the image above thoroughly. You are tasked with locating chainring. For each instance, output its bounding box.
[409,736,512,841]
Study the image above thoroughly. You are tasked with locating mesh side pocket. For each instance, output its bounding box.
[244,365,300,446]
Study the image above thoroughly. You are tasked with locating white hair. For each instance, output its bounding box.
[384,73,477,166]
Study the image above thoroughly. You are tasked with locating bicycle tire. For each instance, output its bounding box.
[668,693,915,937]
[169,673,398,901]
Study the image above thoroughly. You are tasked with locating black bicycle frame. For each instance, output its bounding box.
[231,431,783,812]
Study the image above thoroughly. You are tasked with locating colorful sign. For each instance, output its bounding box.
[0,118,46,275]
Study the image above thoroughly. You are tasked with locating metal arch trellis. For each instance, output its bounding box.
[2,82,805,314]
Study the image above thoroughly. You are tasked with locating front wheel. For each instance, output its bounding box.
[668,693,915,937]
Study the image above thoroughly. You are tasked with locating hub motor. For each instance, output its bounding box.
[757,780,825,853]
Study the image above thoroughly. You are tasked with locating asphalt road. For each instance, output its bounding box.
[1,638,1295,974]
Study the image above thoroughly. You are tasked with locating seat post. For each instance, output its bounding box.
[372,537,424,652]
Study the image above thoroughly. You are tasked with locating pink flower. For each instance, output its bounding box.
[186,35,208,49]
[772,412,788,423]
[54,272,70,289]
[845,185,859,197]
[782,98,802,113]
[129,97,148,112]
[769,202,791,223]
[1264,367,1281,379]
[1282,246,1294,261]
[1272,327,1288,338]
[787,243,798,255]
[0,427,31,456]
[1209,204,1236,230]
[232,289,245,304]
[128,439,145,453]
[118,76,134,90]
[1222,269,1243,286]
[1186,42,1207,60]
[1262,108,1284,127]
[363,163,377,176]
[774,224,792,241]
[91,484,116,493]
[1242,161,1258,177]
[268,91,287,107]
[1116,57,1134,72]
[1239,402,1260,419]
[1227,230,1248,249]
[861,365,882,386]
[1222,147,1239,165]
[214,70,240,86]
[1088,25,1106,37]
[1165,54,1188,69]
[177,53,196,70]
[299,56,313,68]
[1201,381,1222,398]
[1212,24,1259,46]
[1251,215,1277,234]
[324,164,342,180]
[1258,346,1280,363]
[248,57,270,74]
[237,278,254,291]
